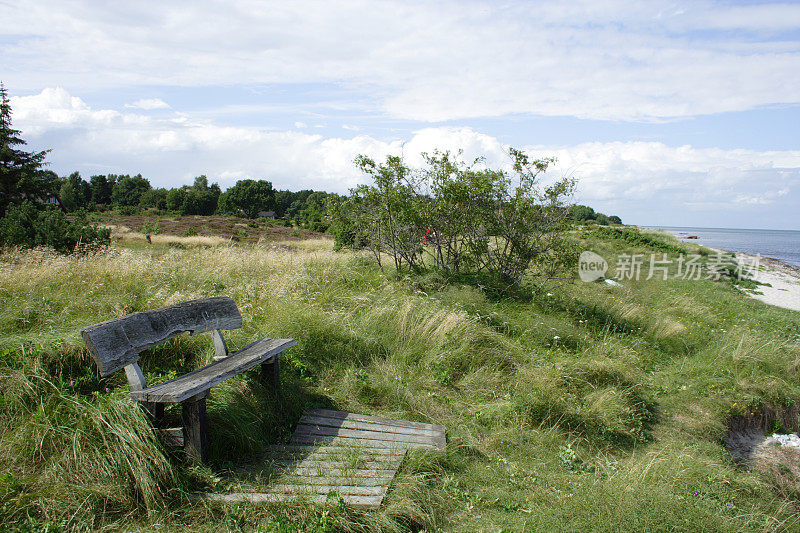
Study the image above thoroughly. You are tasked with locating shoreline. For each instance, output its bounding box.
[710,247,800,312]
[651,227,800,313]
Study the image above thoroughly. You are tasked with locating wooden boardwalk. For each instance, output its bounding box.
[205,408,446,509]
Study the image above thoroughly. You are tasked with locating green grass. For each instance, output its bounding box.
[1,230,800,531]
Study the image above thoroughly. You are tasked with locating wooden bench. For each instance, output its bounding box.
[81,296,297,462]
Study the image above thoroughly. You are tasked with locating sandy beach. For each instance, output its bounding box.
[727,251,800,312]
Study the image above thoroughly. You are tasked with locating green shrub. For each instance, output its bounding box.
[588,225,688,254]
[332,148,575,288]
[141,218,161,235]
[0,202,110,253]
[113,205,138,216]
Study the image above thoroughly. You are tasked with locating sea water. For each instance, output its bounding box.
[645,226,800,268]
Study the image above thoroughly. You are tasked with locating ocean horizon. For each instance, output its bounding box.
[644,226,800,268]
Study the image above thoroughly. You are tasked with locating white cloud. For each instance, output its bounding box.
[126,98,170,110]
[543,141,800,207]
[294,121,307,129]
[9,87,800,227]
[2,1,800,122]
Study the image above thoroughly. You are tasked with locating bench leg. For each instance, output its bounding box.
[261,357,281,399]
[182,395,208,463]
[139,402,164,428]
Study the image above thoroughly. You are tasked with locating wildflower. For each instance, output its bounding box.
[553,336,561,340]
[727,503,734,509]
[69,380,75,387]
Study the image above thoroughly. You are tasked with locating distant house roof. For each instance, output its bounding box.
[258,211,276,218]
[19,192,67,212]
[44,194,67,212]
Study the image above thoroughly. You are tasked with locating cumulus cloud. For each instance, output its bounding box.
[2,1,800,122]
[9,87,800,227]
[126,98,170,110]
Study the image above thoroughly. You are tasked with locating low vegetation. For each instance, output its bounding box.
[332,149,576,289]
[2,225,800,531]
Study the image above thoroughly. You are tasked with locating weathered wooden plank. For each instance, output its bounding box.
[293,424,441,446]
[264,484,386,496]
[203,492,383,509]
[124,362,147,391]
[306,408,445,432]
[268,456,394,469]
[299,414,445,437]
[82,296,243,376]
[262,358,280,392]
[155,427,184,448]
[207,409,445,510]
[277,466,398,477]
[265,444,404,456]
[182,395,208,462]
[290,434,427,449]
[211,329,228,361]
[129,338,296,403]
[274,475,392,486]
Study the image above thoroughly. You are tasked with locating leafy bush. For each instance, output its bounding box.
[113,205,138,216]
[0,202,110,253]
[330,148,576,288]
[588,225,688,254]
[141,218,161,235]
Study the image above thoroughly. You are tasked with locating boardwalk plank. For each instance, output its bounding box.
[293,424,442,447]
[207,408,445,510]
[306,408,445,432]
[291,434,433,449]
[299,414,445,437]
[204,492,383,509]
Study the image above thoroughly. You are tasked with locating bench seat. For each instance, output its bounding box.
[130,338,297,403]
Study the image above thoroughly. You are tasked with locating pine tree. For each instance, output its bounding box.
[0,83,53,216]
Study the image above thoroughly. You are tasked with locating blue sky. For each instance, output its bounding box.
[1,0,799,229]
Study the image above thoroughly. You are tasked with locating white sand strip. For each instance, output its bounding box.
[715,249,800,312]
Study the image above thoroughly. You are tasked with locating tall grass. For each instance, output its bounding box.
[1,232,800,530]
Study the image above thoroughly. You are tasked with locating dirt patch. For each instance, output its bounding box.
[725,405,800,463]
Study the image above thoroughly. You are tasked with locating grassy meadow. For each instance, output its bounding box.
[2,225,800,531]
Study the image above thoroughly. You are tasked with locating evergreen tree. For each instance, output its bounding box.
[0,83,54,216]
[90,175,113,206]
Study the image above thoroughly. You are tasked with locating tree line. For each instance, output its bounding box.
[3,81,621,263]
[56,171,340,231]
[1,83,340,252]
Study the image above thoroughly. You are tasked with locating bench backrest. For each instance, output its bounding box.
[81,296,243,376]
